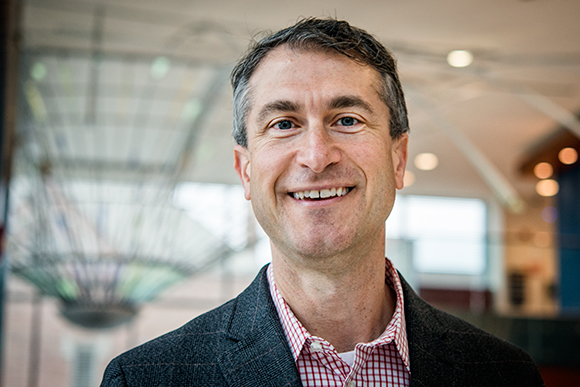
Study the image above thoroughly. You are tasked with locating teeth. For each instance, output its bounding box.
[291,187,350,200]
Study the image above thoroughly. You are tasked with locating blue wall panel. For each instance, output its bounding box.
[557,163,580,314]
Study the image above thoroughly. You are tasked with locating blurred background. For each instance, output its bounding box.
[1,0,580,386]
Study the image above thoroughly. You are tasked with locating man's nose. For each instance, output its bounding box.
[296,125,341,173]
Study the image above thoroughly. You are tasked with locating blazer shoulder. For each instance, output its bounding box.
[101,266,277,387]
[430,306,531,360]
[401,272,535,361]
[400,275,544,386]
[101,298,237,387]
[443,310,544,386]
[116,297,237,365]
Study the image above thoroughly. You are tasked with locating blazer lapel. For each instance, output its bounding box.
[218,265,302,387]
[400,275,465,387]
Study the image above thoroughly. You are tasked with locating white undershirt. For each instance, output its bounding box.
[338,350,355,367]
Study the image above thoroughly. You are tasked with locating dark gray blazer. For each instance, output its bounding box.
[101,265,544,386]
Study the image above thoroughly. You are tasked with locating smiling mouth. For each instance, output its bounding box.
[290,187,351,200]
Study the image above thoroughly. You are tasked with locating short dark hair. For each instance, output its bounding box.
[230,17,409,147]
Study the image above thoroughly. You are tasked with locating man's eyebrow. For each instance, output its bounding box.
[256,100,301,123]
[327,95,374,114]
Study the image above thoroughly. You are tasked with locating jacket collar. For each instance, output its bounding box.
[400,274,465,386]
[217,265,302,387]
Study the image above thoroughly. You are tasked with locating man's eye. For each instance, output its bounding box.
[273,120,294,130]
[337,117,358,126]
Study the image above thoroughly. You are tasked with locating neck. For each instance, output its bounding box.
[271,237,395,353]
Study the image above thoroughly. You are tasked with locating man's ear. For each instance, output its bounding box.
[392,133,409,190]
[234,144,251,200]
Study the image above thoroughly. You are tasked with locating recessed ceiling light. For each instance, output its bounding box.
[559,147,578,165]
[414,153,438,171]
[536,179,559,197]
[403,170,415,187]
[447,50,473,68]
[533,162,553,179]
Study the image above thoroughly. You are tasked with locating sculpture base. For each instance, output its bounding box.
[61,303,138,329]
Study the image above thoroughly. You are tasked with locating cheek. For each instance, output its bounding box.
[365,153,398,205]
[251,151,287,194]
[357,144,393,179]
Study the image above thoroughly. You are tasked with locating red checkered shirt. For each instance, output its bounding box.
[267,259,411,387]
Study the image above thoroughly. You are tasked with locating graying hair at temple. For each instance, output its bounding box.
[230,17,410,148]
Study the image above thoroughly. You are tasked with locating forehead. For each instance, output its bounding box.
[248,46,384,99]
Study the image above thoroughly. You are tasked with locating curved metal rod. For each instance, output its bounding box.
[505,84,580,139]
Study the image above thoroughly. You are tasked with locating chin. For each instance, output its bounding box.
[290,234,355,260]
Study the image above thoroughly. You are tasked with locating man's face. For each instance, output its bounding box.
[234,47,408,261]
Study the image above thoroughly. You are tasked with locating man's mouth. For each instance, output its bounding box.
[290,187,351,200]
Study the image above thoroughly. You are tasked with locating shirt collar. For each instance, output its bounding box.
[267,258,410,371]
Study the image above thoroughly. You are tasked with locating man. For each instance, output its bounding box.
[101,18,544,386]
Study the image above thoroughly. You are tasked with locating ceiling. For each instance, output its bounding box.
[15,0,580,211]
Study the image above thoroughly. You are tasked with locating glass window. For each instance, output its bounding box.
[387,195,486,275]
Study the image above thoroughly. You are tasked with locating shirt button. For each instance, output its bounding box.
[310,341,323,352]
[346,381,357,387]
